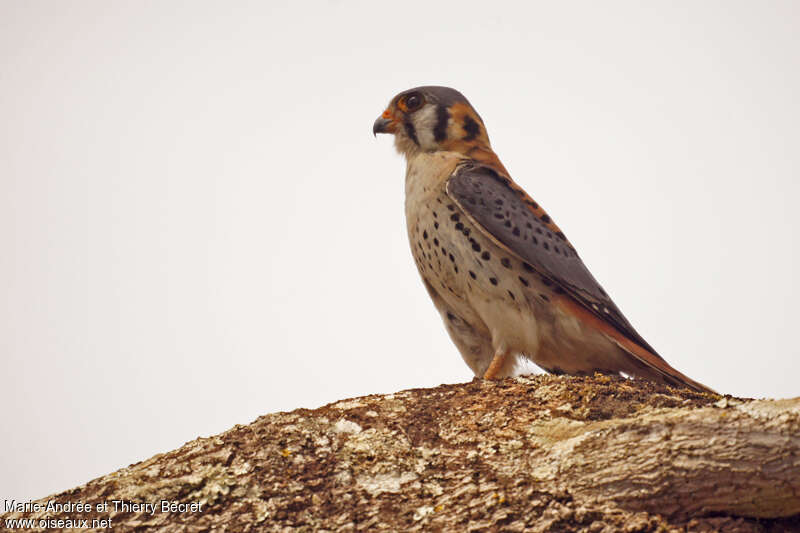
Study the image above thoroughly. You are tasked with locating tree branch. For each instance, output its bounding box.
[3,375,799,532]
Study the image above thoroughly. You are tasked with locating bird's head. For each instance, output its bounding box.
[373,86,494,160]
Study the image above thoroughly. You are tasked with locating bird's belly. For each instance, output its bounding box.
[407,191,623,375]
[407,192,544,350]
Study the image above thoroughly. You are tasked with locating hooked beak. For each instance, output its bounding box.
[373,117,392,136]
[373,109,398,137]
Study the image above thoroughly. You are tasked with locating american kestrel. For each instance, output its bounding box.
[374,86,713,393]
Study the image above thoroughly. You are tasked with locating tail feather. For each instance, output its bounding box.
[610,337,717,394]
[555,294,716,394]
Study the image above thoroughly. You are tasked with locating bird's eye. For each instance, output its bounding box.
[403,93,423,112]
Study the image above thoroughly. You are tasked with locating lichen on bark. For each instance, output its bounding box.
[2,375,799,532]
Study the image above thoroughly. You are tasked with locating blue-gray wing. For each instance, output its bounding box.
[446,163,659,357]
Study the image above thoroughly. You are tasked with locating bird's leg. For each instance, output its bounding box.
[483,348,513,380]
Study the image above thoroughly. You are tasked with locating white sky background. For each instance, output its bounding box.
[2,1,798,501]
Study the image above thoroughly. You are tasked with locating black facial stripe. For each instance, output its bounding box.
[462,115,481,141]
[404,120,419,145]
[434,105,449,142]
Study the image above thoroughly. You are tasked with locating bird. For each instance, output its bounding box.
[373,85,714,393]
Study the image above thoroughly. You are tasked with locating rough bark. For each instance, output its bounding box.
[2,375,799,532]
